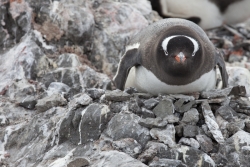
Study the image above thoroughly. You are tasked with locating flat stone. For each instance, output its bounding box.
[143,98,159,110]
[178,137,200,149]
[226,120,245,136]
[47,82,71,96]
[139,117,168,128]
[112,138,142,158]
[216,105,235,122]
[196,135,213,153]
[57,53,81,68]
[201,87,232,99]
[202,101,225,144]
[164,115,180,124]
[67,157,89,167]
[79,104,112,145]
[91,150,148,167]
[141,107,155,118]
[105,90,131,102]
[36,93,67,112]
[168,94,195,101]
[153,99,174,118]
[150,124,176,148]
[149,158,187,167]
[183,125,199,137]
[124,87,138,94]
[181,108,199,125]
[105,111,151,147]
[68,93,92,109]
[86,88,105,99]
[175,124,184,137]
[109,102,126,113]
[174,98,196,113]
[138,141,169,163]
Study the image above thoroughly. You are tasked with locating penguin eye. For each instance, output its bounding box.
[164,50,168,56]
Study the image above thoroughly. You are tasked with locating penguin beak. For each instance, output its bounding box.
[175,52,186,63]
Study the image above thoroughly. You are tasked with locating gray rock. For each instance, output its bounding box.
[105,111,151,147]
[138,141,170,163]
[201,87,232,99]
[175,125,184,138]
[67,157,90,167]
[150,124,176,148]
[86,88,105,99]
[183,125,199,137]
[174,99,196,113]
[215,131,250,167]
[153,99,174,118]
[47,82,71,96]
[105,90,132,102]
[143,98,159,110]
[164,115,180,124]
[68,93,92,109]
[179,137,200,149]
[176,145,216,167]
[149,158,187,167]
[226,120,245,136]
[139,117,168,128]
[57,53,81,68]
[196,135,214,153]
[0,115,9,126]
[36,93,67,112]
[181,108,199,125]
[109,102,127,113]
[112,138,142,158]
[168,94,195,101]
[202,101,224,144]
[216,105,236,122]
[79,104,112,144]
[128,97,142,115]
[141,107,156,118]
[90,150,148,167]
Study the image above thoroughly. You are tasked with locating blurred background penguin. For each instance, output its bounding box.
[149,0,250,29]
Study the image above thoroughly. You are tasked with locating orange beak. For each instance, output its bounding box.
[175,52,186,63]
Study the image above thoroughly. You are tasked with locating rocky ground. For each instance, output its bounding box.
[1,0,250,167]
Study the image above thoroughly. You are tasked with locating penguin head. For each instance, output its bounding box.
[158,34,201,76]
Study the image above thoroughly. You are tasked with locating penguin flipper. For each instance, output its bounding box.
[113,48,141,90]
[215,49,228,88]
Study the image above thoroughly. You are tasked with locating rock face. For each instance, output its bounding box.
[1,0,250,167]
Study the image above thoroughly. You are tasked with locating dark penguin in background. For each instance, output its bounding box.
[113,18,228,95]
[149,0,250,29]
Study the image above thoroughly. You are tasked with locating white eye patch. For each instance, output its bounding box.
[161,35,199,56]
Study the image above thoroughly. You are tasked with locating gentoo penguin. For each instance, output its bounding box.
[149,0,250,29]
[113,18,228,95]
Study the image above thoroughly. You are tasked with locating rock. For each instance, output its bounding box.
[86,88,105,99]
[124,87,138,94]
[216,104,236,122]
[139,117,168,128]
[181,108,199,125]
[90,150,148,167]
[141,107,156,118]
[174,99,196,113]
[68,93,92,109]
[36,93,67,112]
[105,90,132,102]
[112,138,142,158]
[79,104,112,145]
[202,101,225,144]
[149,158,187,167]
[179,137,200,149]
[215,131,250,167]
[0,115,9,126]
[109,102,126,113]
[67,157,90,167]
[175,125,184,138]
[150,124,176,148]
[183,125,199,138]
[164,115,180,124]
[47,82,71,96]
[57,53,81,68]
[196,135,214,153]
[176,145,216,167]
[153,99,174,118]
[138,141,169,163]
[105,111,151,147]
[227,67,250,95]
[128,96,142,115]
[143,98,159,110]
[201,87,232,99]
[226,120,245,136]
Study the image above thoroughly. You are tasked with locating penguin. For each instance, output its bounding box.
[149,0,250,29]
[113,18,228,95]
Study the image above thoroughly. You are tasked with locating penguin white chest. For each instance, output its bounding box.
[125,66,216,95]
